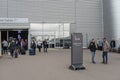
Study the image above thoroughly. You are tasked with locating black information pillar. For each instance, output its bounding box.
[70,33,85,70]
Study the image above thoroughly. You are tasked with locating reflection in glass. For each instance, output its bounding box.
[30,23,70,47]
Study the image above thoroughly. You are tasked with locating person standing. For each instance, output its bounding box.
[102,38,110,64]
[43,39,48,52]
[110,39,116,52]
[96,38,100,50]
[37,40,42,52]
[20,39,26,55]
[24,39,28,51]
[2,40,8,54]
[9,39,16,58]
[89,39,96,64]
[31,40,36,55]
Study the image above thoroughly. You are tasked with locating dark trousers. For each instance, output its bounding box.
[38,48,41,52]
[44,47,47,52]
[102,51,108,64]
[38,46,41,52]
[10,49,14,58]
[3,47,7,54]
[34,48,36,54]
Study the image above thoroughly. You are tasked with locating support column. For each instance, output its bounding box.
[7,30,9,41]
[63,23,65,48]
[28,25,31,49]
[0,31,2,57]
[103,0,120,47]
[54,32,56,48]
[59,24,61,47]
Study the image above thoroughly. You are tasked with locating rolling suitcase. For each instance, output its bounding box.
[29,48,35,55]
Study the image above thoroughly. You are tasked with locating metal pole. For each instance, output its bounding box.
[42,23,44,41]
[86,33,88,48]
[54,32,56,48]
[0,31,2,56]
[7,30,9,41]
[28,23,31,49]
[59,24,61,48]
[63,23,65,48]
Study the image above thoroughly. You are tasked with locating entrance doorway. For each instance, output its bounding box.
[1,29,28,41]
[1,31,7,41]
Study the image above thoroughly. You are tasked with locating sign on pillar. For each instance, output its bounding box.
[69,33,85,70]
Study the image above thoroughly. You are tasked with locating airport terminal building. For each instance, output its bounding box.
[0,0,120,56]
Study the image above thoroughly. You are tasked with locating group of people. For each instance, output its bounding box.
[96,38,116,51]
[31,39,48,55]
[2,38,48,58]
[89,38,110,64]
[2,38,28,58]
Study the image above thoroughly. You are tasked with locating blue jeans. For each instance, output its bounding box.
[91,51,95,63]
[44,47,47,52]
[102,51,108,64]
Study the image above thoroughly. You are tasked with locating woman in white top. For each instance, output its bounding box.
[37,40,42,52]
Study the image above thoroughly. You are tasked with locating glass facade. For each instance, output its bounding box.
[30,23,70,48]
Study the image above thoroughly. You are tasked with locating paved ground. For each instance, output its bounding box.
[0,48,120,80]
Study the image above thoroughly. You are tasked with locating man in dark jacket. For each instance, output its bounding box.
[102,38,110,64]
[31,40,36,55]
[89,39,96,64]
[9,39,16,58]
[43,39,48,52]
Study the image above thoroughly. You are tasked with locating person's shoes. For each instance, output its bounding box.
[101,62,105,64]
[92,62,96,64]
[105,62,108,64]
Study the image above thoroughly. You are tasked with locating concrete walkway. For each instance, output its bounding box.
[0,48,120,80]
